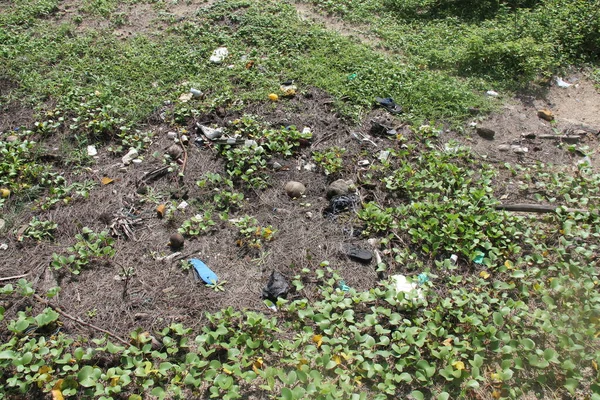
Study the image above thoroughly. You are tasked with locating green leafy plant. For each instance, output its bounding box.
[50,227,115,275]
[312,147,346,175]
[18,217,57,241]
[179,211,217,237]
[207,279,228,292]
[231,215,276,250]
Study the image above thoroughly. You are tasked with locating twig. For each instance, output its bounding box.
[0,272,30,281]
[495,204,587,213]
[139,166,169,184]
[32,293,131,347]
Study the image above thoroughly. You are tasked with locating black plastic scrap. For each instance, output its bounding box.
[323,194,359,219]
[261,271,290,302]
[346,246,373,264]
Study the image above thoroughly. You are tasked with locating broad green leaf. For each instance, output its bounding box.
[281,387,293,400]
[411,390,425,400]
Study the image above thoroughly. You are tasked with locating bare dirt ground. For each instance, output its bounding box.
[1,1,599,344]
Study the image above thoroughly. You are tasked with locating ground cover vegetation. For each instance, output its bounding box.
[1,0,599,399]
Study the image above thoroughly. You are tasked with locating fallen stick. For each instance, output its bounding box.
[0,272,30,281]
[495,204,587,213]
[32,293,131,347]
[538,135,579,143]
[139,166,169,184]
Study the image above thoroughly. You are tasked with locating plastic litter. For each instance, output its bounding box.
[473,252,485,264]
[391,274,424,300]
[347,73,357,81]
[87,145,97,156]
[197,124,224,140]
[261,271,290,302]
[346,246,373,264]
[486,90,499,97]
[375,97,402,114]
[122,148,139,165]
[190,258,218,285]
[264,299,278,312]
[338,280,350,292]
[323,194,359,218]
[555,77,572,88]
[190,88,203,97]
[167,131,177,140]
[280,81,297,97]
[357,160,370,167]
[450,254,458,265]
[209,47,229,63]
[417,272,429,285]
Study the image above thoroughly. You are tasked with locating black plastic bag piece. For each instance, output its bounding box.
[261,271,290,302]
[346,246,373,264]
[323,194,359,219]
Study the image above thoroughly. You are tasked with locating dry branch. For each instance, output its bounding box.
[495,204,587,213]
[0,272,30,281]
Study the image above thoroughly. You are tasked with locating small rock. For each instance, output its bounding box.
[177,201,188,210]
[537,109,554,121]
[305,211,314,219]
[169,233,185,250]
[285,181,306,198]
[190,88,203,98]
[0,218,5,231]
[511,146,528,154]
[327,179,353,200]
[167,131,177,139]
[486,90,499,97]
[476,127,495,140]
[122,148,139,165]
[521,132,536,139]
[498,145,511,152]
[134,313,149,320]
[272,161,282,170]
[167,144,183,160]
[5,135,18,142]
[0,243,8,251]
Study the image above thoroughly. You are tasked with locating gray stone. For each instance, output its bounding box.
[0,218,5,232]
[476,127,495,140]
[327,179,353,199]
[285,181,306,198]
[167,144,183,160]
